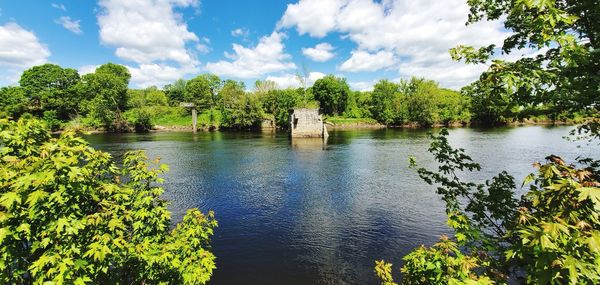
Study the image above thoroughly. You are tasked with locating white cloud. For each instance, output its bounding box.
[339,50,397,72]
[98,0,200,64]
[302,42,335,62]
[278,0,508,88]
[205,32,296,79]
[277,0,346,38]
[266,71,326,89]
[195,43,210,54]
[0,23,50,84]
[97,0,202,87]
[78,65,99,75]
[51,3,67,11]
[78,63,198,88]
[127,63,199,88]
[55,16,82,35]
[231,27,249,37]
[195,37,211,54]
[349,80,375,91]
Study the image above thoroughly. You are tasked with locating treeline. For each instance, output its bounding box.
[0,62,575,132]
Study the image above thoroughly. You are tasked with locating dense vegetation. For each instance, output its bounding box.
[1,0,598,283]
[3,57,582,133]
[376,0,600,284]
[0,119,217,284]
[0,63,474,131]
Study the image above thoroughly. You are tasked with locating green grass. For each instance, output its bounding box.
[324,116,379,125]
[125,106,192,127]
[152,114,192,127]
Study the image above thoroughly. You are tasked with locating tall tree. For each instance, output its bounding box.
[312,75,350,115]
[79,63,131,131]
[185,74,222,110]
[254,80,278,96]
[164,79,187,106]
[451,0,600,125]
[221,80,263,128]
[371,80,405,125]
[19,64,80,120]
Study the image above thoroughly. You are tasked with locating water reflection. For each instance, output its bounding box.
[291,137,328,150]
[84,126,599,285]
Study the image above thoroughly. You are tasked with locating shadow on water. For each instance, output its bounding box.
[85,126,599,285]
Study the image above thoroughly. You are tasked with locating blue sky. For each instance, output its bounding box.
[0,0,508,90]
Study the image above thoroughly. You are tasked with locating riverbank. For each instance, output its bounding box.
[324,116,585,130]
[58,115,587,134]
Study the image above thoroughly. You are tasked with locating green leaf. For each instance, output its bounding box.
[578,187,600,204]
[0,192,21,209]
[587,231,600,253]
[540,235,557,249]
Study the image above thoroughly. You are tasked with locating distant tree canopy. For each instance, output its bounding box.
[0,51,591,132]
[164,79,187,106]
[312,75,350,116]
[19,64,80,120]
[78,63,131,131]
[370,78,470,126]
[185,74,222,110]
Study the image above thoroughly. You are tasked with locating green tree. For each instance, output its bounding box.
[0,87,27,119]
[164,79,187,106]
[436,88,471,124]
[128,86,168,109]
[371,80,406,125]
[451,0,599,125]
[254,80,278,97]
[220,80,264,129]
[185,74,222,127]
[0,118,217,284]
[79,63,131,131]
[406,78,440,126]
[312,75,350,115]
[185,74,222,110]
[262,88,305,128]
[376,130,600,284]
[19,64,80,120]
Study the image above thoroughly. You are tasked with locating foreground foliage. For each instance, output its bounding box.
[376,130,600,284]
[0,119,217,284]
[451,0,599,125]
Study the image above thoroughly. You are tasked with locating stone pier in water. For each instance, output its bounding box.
[288,108,328,138]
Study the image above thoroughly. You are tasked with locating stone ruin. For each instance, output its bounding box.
[288,108,328,138]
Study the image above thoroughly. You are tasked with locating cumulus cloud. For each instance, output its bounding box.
[55,16,82,35]
[205,32,296,79]
[98,0,199,64]
[339,50,397,72]
[97,0,202,87]
[302,43,335,62]
[0,23,50,84]
[278,0,508,88]
[127,63,200,88]
[266,71,326,89]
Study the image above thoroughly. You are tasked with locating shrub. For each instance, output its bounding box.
[376,130,600,284]
[0,118,217,284]
[42,110,61,132]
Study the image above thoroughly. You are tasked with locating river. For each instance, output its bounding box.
[85,126,599,285]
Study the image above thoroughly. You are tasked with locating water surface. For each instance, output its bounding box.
[85,126,599,285]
